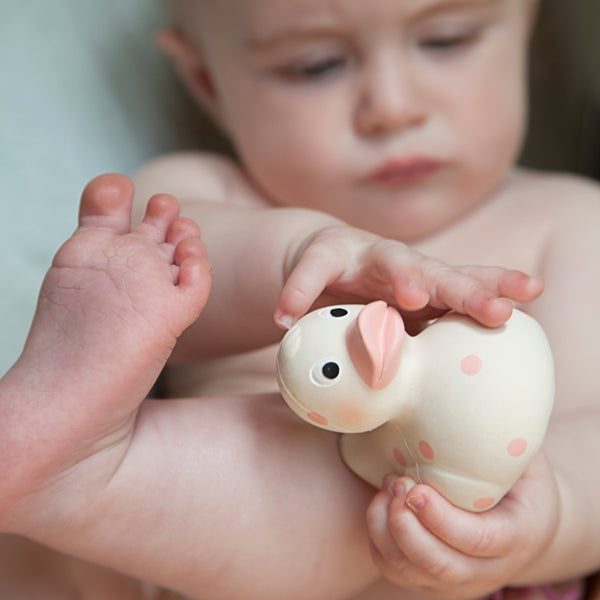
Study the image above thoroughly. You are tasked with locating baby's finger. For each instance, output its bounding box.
[415,262,516,327]
[402,483,517,558]
[367,244,511,326]
[369,478,474,588]
[275,243,346,328]
[366,241,432,310]
[460,266,544,304]
[367,480,408,570]
[384,481,478,585]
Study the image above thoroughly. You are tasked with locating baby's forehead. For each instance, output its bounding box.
[168,0,528,22]
[169,0,534,42]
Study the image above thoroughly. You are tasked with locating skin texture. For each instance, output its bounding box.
[1,0,600,598]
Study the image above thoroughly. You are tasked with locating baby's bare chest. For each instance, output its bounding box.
[413,197,553,276]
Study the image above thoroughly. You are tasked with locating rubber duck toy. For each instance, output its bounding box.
[276,301,554,511]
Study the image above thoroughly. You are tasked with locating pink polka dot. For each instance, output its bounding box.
[474,497,495,510]
[419,440,434,461]
[307,412,328,427]
[393,448,407,467]
[461,354,483,376]
[507,438,527,457]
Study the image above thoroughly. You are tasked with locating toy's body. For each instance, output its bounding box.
[276,302,554,511]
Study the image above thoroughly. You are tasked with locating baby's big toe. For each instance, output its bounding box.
[79,174,135,234]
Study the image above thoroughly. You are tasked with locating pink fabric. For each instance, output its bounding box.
[488,581,583,600]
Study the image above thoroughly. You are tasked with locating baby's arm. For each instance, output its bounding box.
[133,153,542,362]
[519,181,600,580]
[367,177,600,596]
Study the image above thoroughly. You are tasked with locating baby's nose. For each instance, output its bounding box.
[354,57,428,136]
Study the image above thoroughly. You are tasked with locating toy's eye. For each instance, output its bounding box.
[310,359,343,387]
[319,306,349,319]
[322,362,340,379]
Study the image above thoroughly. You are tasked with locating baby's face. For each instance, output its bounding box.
[187,0,534,240]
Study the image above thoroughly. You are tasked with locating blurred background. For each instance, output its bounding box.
[521,0,600,177]
[1,0,599,376]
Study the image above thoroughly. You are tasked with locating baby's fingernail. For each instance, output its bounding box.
[406,493,426,512]
[391,479,407,499]
[275,314,294,329]
[381,473,396,492]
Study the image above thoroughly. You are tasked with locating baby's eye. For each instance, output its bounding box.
[419,28,480,52]
[277,56,346,82]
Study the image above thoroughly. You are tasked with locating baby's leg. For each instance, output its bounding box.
[105,393,383,600]
[0,174,211,599]
[2,173,211,494]
[0,534,161,600]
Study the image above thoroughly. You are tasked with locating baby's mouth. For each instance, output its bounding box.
[365,156,441,185]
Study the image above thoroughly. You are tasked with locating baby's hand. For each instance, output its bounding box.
[274,225,543,329]
[366,454,560,599]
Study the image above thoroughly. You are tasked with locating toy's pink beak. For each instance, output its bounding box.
[345,301,404,390]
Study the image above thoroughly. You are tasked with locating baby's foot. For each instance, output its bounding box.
[2,174,211,500]
[24,173,210,402]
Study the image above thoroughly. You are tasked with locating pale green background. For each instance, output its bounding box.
[0,0,227,375]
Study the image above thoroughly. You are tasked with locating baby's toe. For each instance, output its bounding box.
[174,237,208,267]
[176,255,212,323]
[136,193,181,243]
[167,216,201,247]
[79,174,134,234]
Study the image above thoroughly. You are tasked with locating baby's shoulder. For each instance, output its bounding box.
[504,168,600,252]
[132,151,268,214]
[509,168,600,215]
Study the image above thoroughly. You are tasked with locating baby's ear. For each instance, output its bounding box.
[155,29,223,125]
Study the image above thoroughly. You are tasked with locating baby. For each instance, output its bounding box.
[0,180,541,600]
[134,0,600,598]
[1,0,600,599]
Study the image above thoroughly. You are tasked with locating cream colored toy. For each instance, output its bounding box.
[276,302,554,512]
